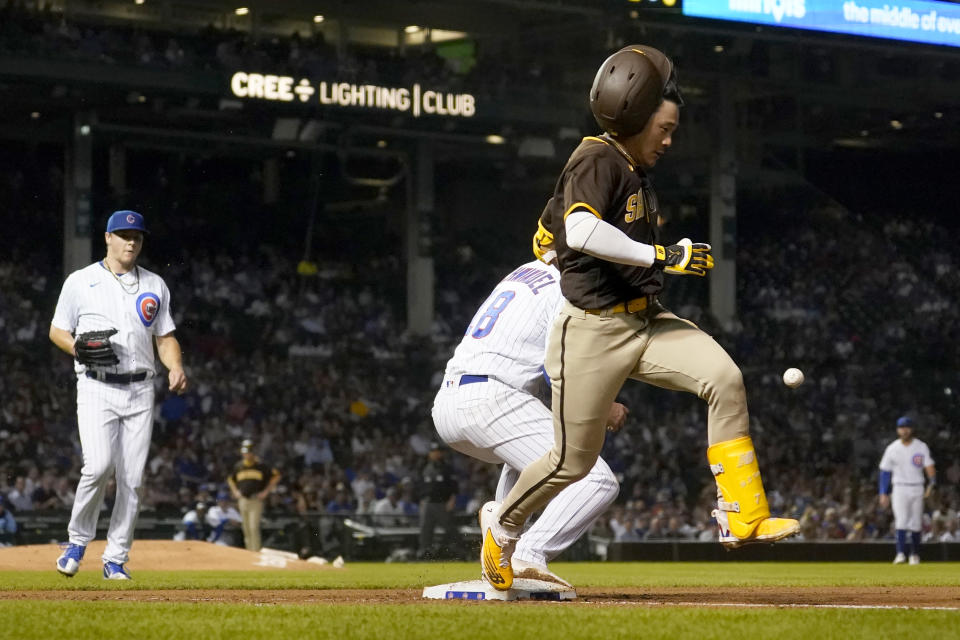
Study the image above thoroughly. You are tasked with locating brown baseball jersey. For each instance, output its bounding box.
[534,135,663,309]
[230,459,279,498]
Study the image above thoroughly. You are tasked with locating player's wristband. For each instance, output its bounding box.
[927,477,936,487]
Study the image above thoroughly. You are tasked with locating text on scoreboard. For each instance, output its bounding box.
[683,0,960,47]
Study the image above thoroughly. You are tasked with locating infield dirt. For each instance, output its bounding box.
[0,540,329,572]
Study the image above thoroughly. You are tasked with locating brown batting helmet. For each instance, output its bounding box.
[589,45,683,138]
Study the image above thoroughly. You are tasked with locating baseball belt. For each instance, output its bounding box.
[85,370,150,384]
[585,296,655,315]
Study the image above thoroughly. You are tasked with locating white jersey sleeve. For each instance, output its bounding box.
[150,276,177,336]
[879,443,895,472]
[443,260,563,393]
[919,440,934,469]
[52,271,83,332]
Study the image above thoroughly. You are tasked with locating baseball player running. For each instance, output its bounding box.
[433,257,625,587]
[51,210,187,580]
[878,416,936,564]
[480,45,798,590]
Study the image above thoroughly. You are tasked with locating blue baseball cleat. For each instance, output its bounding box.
[56,544,86,577]
[102,562,132,580]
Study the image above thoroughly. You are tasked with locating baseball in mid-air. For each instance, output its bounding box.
[782,367,805,388]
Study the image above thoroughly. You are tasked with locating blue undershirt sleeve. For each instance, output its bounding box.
[878,470,892,495]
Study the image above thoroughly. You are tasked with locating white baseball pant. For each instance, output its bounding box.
[69,376,155,565]
[432,375,619,566]
[891,484,924,532]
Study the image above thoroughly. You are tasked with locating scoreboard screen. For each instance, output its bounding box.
[683,0,960,48]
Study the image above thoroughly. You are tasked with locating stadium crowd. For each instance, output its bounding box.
[0,1,958,549]
[1,173,958,553]
[0,0,572,107]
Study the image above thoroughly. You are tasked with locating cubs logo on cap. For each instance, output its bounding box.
[106,210,149,234]
[136,292,160,327]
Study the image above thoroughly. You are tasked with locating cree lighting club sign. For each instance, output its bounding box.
[230,71,476,117]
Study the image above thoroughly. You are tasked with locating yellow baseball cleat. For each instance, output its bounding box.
[708,436,800,549]
[479,501,517,591]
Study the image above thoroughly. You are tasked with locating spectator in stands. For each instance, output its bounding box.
[324,484,355,514]
[371,487,405,527]
[6,476,33,512]
[30,469,60,511]
[0,496,16,546]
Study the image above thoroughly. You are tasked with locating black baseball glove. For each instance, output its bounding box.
[75,328,120,367]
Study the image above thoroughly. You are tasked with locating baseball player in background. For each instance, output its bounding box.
[228,439,281,551]
[433,256,625,587]
[479,45,798,590]
[878,416,936,564]
[51,210,187,580]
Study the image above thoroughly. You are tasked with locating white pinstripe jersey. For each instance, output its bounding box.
[52,261,176,375]
[879,438,934,486]
[443,260,564,394]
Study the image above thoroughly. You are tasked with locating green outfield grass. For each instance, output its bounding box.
[1,601,957,640]
[1,563,957,640]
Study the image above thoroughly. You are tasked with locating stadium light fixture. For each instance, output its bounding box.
[134,0,145,5]
[934,111,943,119]
[235,7,249,16]
[485,134,505,145]
[377,140,388,148]
[313,15,324,23]
[713,45,724,53]
[30,111,40,119]
[404,25,420,34]
[889,119,903,130]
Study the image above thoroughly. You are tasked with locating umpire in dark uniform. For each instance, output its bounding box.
[227,439,281,551]
[417,442,459,560]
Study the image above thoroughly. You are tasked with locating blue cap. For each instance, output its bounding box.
[896,416,913,427]
[106,210,149,234]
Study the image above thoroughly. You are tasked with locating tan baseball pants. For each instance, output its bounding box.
[238,496,264,551]
[499,300,749,530]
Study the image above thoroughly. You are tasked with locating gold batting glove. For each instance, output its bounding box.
[654,238,715,276]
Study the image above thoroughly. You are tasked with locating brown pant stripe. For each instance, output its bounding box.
[500,315,570,526]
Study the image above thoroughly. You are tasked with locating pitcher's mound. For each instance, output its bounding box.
[1,541,337,572]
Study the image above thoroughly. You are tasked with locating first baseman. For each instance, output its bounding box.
[50,210,187,580]
[480,45,798,590]
[433,257,625,587]
[878,416,936,564]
